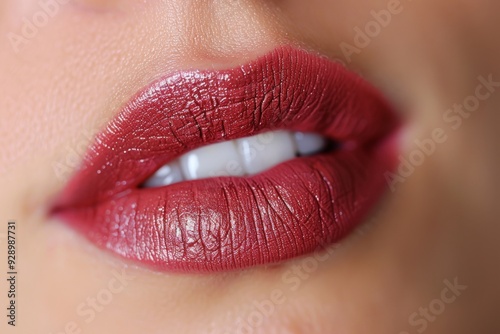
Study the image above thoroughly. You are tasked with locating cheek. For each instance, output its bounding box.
[0,2,147,193]
[72,0,131,11]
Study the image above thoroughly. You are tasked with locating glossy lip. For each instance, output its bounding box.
[51,46,399,273]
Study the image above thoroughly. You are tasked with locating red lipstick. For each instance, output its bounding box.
[51,47,399,272]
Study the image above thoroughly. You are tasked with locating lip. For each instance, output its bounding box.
[51,46,399,273]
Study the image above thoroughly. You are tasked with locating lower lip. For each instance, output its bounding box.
[52,47,399,273]
[55,142,396,272]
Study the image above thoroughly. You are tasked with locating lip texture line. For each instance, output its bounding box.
[52,46,399,272]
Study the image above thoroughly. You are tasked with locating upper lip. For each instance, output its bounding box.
[51,46,399,273]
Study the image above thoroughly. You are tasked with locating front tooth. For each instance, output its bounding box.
[143,161,184,187]
[294,132,327,156]
[179,140,245,180]
[236,131,296,175]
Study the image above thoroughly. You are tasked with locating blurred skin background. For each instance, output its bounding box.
[1,0,500,333]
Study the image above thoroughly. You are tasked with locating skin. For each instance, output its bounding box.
[1,0,499,333]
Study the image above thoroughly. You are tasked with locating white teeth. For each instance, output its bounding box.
[294,132,327,156]
[142,161,184,188]
[179,140,245,180]
[143,130,329,188]
[236,131,296,175]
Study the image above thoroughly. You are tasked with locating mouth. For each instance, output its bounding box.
[51,46,399,273]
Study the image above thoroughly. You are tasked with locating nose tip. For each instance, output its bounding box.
[158,0,287,63]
